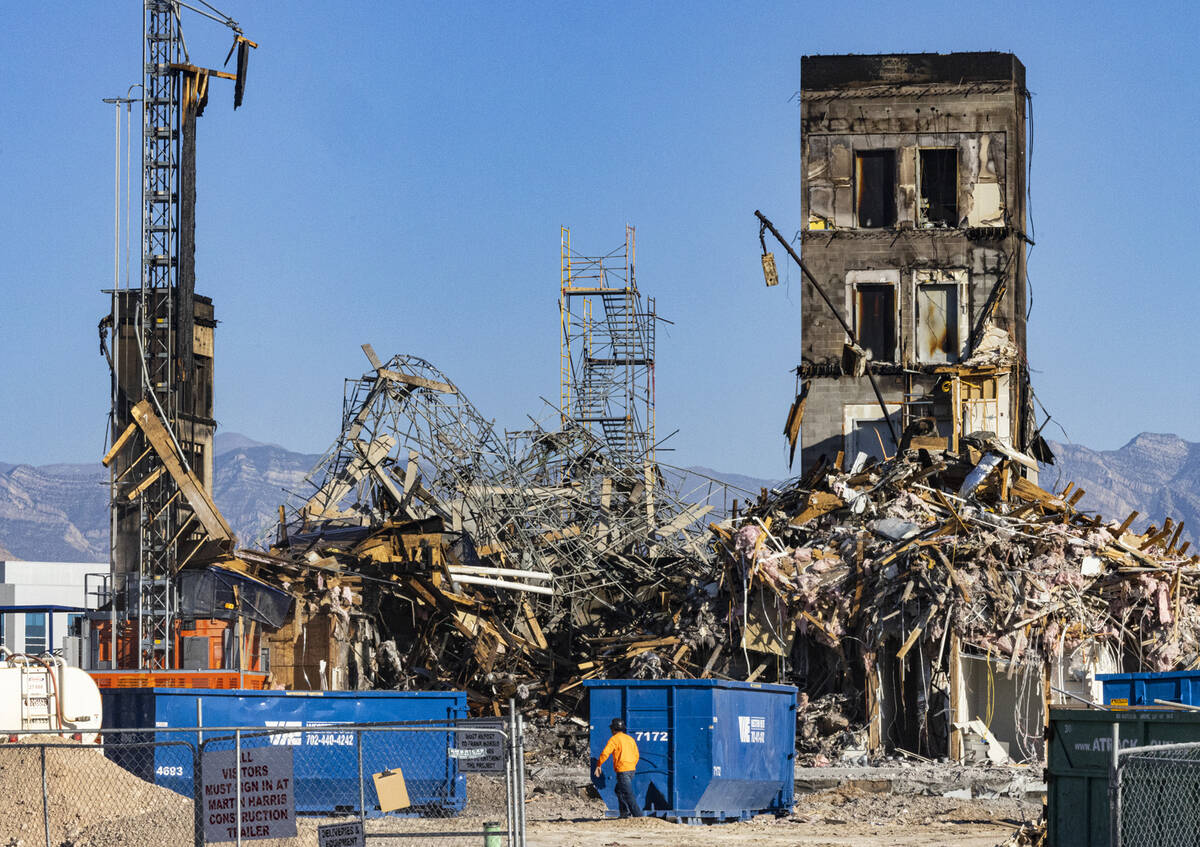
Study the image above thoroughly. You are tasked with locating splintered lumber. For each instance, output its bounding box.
[305,436,395,517]
[378,368,456,394]
[101,420,138,467]
[1117,511,1140,535]
[790,491,844,526]
[897,601,943,661]
[125,465,166,500]
[361,343,384,370]
[123,399,235,556]
[656,503,714,536]
[521,600,548,650]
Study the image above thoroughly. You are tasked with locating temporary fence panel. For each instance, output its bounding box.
[0,714,526,847]
[0,735,200,847]
[1114,741,1200,847]
[1047,707,1200,847]
[199,725,467,817]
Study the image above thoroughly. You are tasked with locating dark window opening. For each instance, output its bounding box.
[855,284,896,361]
[919,149,958,226]
[855,150,896,228]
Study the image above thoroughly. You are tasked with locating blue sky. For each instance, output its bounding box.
[2,1,1197,479]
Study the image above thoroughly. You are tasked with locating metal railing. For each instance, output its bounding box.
[0,713,526,847]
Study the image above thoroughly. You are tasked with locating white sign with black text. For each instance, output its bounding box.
[453,717,506,773]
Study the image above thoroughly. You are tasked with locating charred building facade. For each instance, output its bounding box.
[797,52,1039,472]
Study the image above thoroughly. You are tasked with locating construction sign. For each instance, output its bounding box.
[202,746,297,842]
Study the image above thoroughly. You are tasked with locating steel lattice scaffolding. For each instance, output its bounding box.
[559,226,656,471]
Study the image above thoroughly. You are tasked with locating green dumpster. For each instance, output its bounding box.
[1048,707,1200,847]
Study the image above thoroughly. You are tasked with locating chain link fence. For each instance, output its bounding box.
[1113,741,1200,847]
[0,717,525,847]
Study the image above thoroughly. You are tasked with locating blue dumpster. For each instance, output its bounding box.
[1098,671,1200,708]
[101,687,468,815]
[583,679,796,823]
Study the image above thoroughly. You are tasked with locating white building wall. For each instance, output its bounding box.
[0,562,107,654]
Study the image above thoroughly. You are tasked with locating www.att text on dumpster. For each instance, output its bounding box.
[202,746,297,842]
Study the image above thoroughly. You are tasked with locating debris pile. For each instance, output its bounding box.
[795,693,866,767]
[236,350,733,715]
[224,346,1200,764]
[708,432,1200,760]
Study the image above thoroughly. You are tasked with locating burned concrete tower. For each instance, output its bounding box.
[797,53,1038,472]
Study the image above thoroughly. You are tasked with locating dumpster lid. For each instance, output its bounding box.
[1097,670,1200,681]
[581,678,797,694]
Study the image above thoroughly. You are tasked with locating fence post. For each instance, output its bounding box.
[236,728,243,847]
[508,701,517,847]
[1110,722,1121,847]
[193,742,205,847]
[516,709,526,847]
[41,744,50,847]
[357,729,366,828]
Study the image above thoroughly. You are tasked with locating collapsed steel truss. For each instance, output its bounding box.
[274,351,728,626]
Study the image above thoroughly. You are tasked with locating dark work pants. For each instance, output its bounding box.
[615,770,643,817]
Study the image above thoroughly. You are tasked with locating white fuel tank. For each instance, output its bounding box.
[0,653,102,742]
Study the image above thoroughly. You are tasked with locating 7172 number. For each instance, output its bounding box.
[633,731,668,742]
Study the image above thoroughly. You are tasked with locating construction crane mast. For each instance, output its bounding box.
[100,1,254,671]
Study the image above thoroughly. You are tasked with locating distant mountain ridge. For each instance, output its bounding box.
[1047,433,1200,546]
[0,434,321,562]
[1,431,1195,560]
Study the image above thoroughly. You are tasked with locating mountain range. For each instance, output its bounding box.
[0,434,322,562]
[1047,433,1200,545]
[0,432,1195,561]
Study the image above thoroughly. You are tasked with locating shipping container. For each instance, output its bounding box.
[1047,706,1200,847]
[101,687,468,815]
[583,679,796,823]
[1097,670,1200,708]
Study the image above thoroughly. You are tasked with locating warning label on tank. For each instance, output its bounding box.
[738,716,766,743]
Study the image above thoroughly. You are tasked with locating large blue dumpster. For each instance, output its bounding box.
[583,679,796,823]
[1098,670,1200,708]
[101,687,468,815]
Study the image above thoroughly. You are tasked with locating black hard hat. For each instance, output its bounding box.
[610,718,626,732]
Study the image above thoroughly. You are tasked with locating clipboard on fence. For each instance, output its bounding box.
[372,766,410,812]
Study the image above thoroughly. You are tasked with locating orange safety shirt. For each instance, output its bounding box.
[598,731,639,773]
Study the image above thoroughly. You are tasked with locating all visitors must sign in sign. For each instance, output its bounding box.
[202,746,297,842]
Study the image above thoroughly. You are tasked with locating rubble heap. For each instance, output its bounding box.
[709,432,1200,762]
[225,346,1200,766]
[239,350,732,715]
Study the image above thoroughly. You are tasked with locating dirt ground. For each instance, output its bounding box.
[522,784,1035,847]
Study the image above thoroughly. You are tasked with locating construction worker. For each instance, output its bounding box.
[593,717,643,817]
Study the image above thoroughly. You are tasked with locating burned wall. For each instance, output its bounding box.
[108,291,217,576]
[797,53,1029,471]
